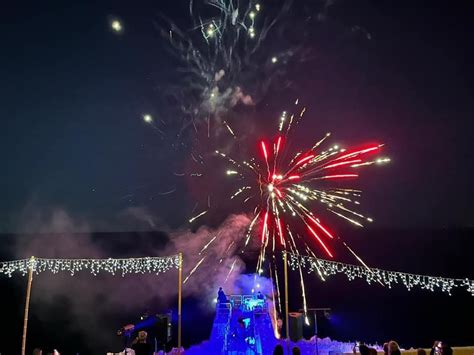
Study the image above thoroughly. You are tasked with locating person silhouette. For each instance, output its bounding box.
[217,287,227,303]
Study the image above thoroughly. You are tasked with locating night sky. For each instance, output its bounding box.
[1,0,474,233]
[1,1,474,353]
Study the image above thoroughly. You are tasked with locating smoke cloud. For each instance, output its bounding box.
[12,206,259,351]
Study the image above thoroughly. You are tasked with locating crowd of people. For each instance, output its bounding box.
[351,339,454,355]
[267,340,456,355]
[272,344,301,354]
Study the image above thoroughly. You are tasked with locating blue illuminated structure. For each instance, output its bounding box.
[187,294,278,354]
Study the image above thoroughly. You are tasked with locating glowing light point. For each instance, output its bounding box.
[268,183,274,193]
[111,20,122,32]
[376,157,391,164]
[248,27,256,38]
[271,56,278,64]
[249,11,256,19]
[255,3,261,11]
[143,114,153,123]
[206,24,215,37]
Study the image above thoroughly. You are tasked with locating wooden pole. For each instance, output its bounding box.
[177,252,183,354]
[283,252,290,354]
[21,256,35,355]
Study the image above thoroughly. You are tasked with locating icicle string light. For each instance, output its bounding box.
[287,253,474,296]
[0,255,180,277]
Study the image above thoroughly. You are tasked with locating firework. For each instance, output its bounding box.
[111,19,123,33]
[139,0,386,318]
[157,0,321,137]
[215,103,389,261]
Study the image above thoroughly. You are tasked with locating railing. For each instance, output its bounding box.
[228,294,267,312]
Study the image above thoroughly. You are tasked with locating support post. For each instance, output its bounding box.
[178,252,183,354]
[314,312,319,355]
[21,256,35,355]
[283,252,290,354]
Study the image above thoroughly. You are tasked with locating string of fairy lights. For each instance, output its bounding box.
[1,253,472,296]
[287,253,474,296]
[0,255,180,277]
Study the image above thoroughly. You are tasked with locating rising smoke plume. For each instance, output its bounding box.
[13,206,266,351]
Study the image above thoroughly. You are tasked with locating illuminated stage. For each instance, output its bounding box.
[185,294,363,355]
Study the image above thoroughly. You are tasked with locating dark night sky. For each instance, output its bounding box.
[1,0,473,233]
[0,1,474,354]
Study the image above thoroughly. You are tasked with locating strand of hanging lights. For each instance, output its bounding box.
[0,255,180,277]
[288,253,474,296]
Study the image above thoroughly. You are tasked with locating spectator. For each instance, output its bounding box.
[418,348,427,355]
[359,344,371,355]
[273,344,284,355]
[217,287,227,303]
[132,330,153,355]
[32,349,42,355]
[292,346,301,355]
[388,341,401,355]
[440,343,453,355]
[369,348,378,355]
[431,341,442,355]
[383,343,389,355]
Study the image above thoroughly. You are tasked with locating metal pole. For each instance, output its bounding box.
[283,252,290,354]
[314,312,319,355]
[21,256,35,355]
[301,308,331,355]
[178,252,183,354]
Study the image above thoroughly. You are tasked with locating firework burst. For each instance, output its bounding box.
[157,0,324,138]
[187,102,386,321]
[213,106,389,262]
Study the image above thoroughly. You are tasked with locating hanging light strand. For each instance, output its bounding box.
[0,255,180,277]
[287,253,474,296]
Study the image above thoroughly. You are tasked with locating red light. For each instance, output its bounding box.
[334,145,380,162]
[295,154,314,167]
[307,225,333,258]
[261,141,268,160]
[274,188,283,198]
[307,215,335,239]
[261,212,269,243]
[324,159,361,169]
[276,136,283,155]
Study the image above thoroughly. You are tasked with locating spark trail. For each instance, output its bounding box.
[217,105,389,259]
[193,101,390,317]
